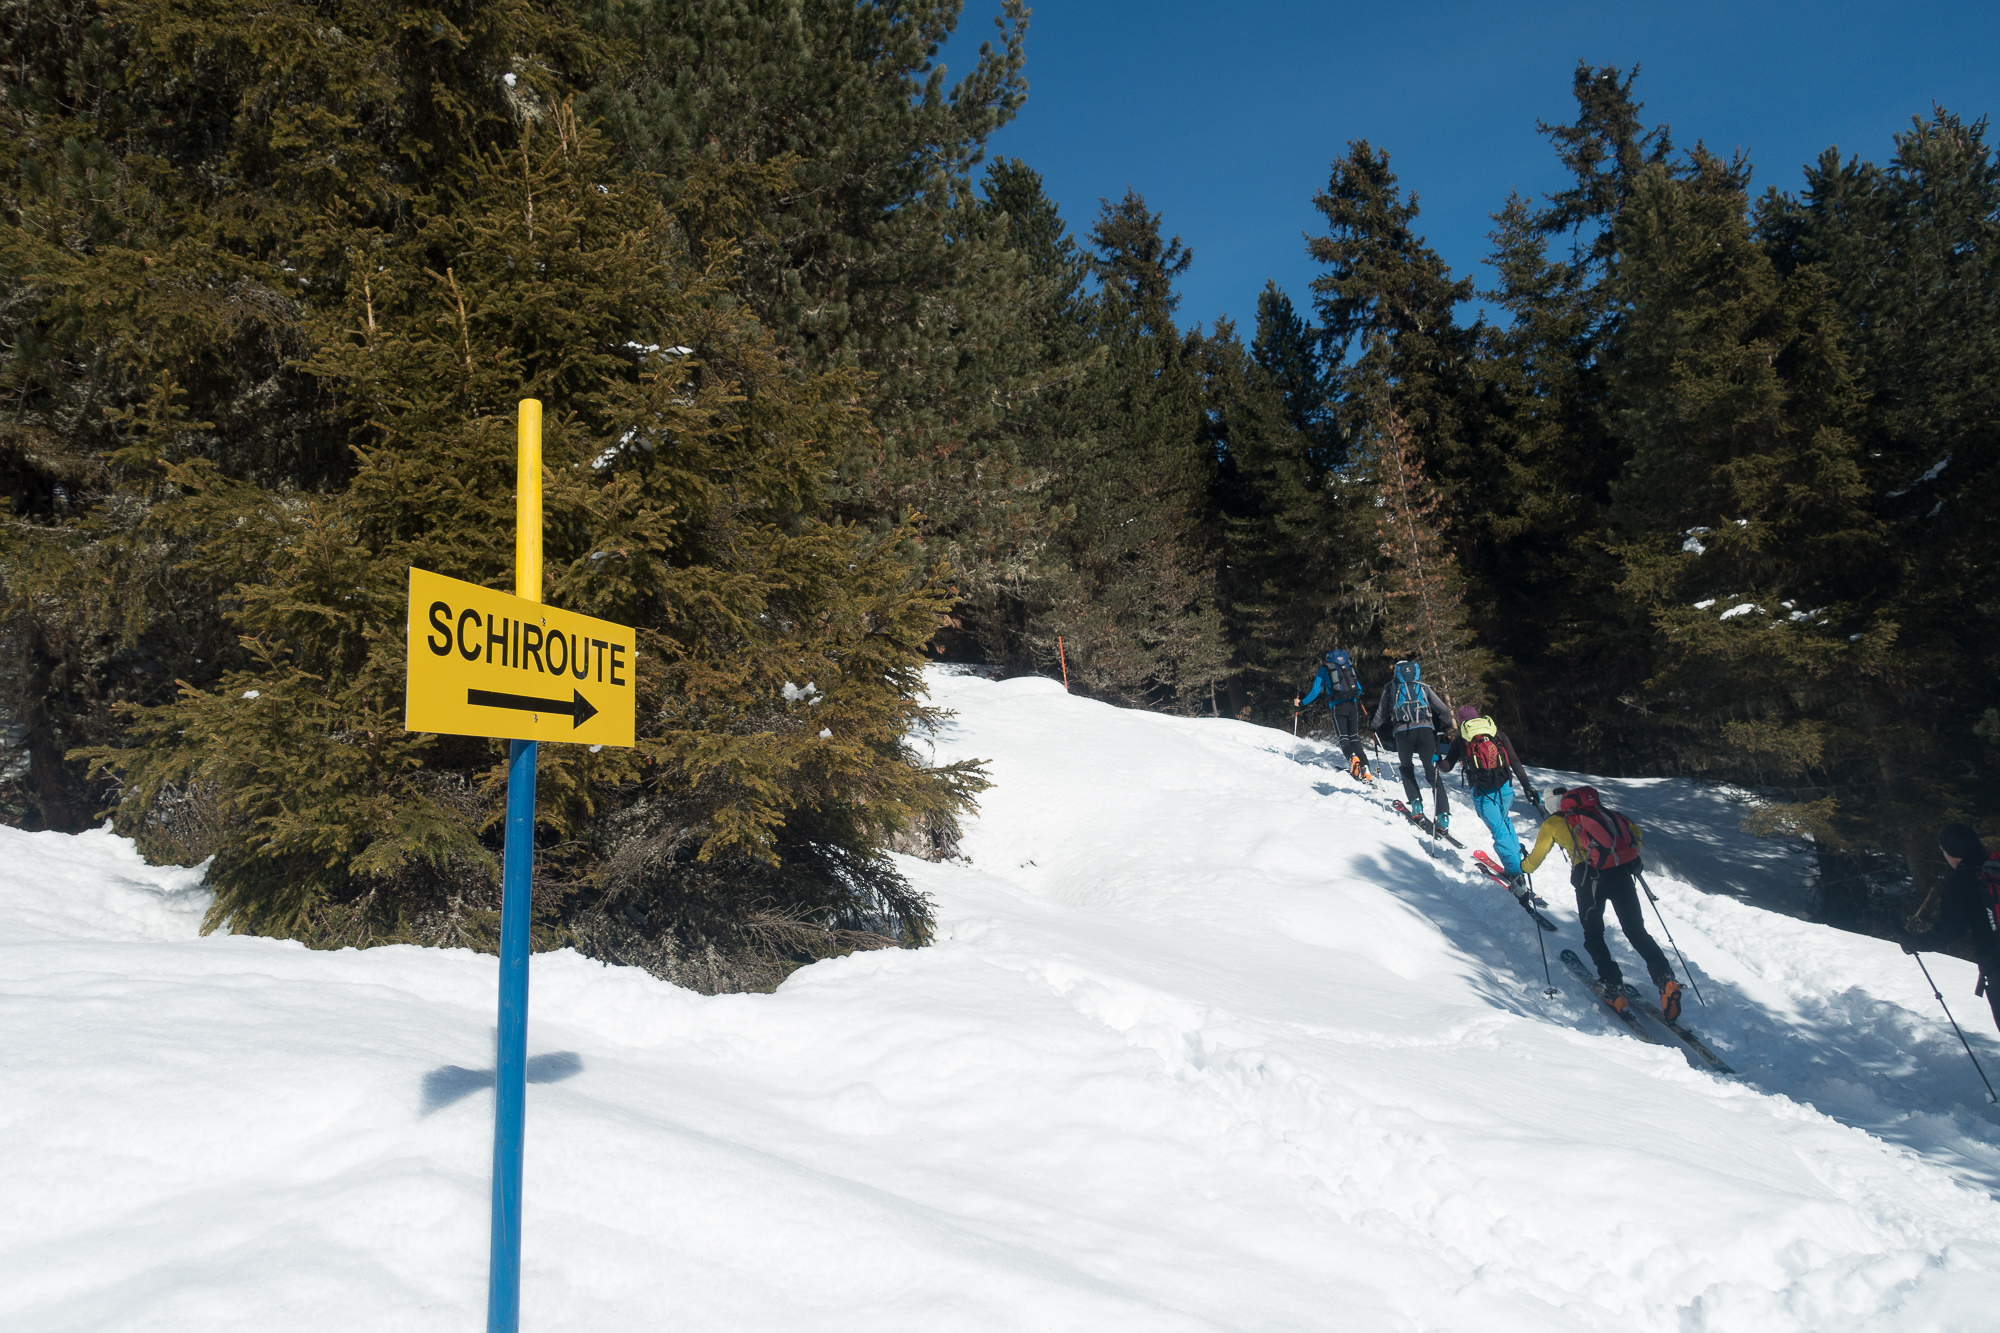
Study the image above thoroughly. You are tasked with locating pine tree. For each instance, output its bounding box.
[1536,63,1676,266]
[0,0,601,829]
[1307,140,1482,503]
[1372,410,1491,708]
[1030,190,1226,710]
[1607,148,1912,925]
[943,157,1097,666]
[1754,109,2000,914]
[1250,283,1341,469]
[1304,141,1493,709]
[1199,297,1369,722]
[146,106,975,975]
[1469,63,1674,756]
[579,0,1045,604]
[3,5,981,988]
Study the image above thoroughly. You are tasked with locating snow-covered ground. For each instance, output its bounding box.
[4,670,1999,1331]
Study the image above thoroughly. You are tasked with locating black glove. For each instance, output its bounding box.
[1900,936,1921,956]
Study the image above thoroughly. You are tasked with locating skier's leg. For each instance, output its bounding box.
[1395,730,1423,809]
[1334,702,1365,770]
[1410,727,1444,821]
[1474,782,1524,873]
[1604,867,1674,985]
[1575,868,1623,988]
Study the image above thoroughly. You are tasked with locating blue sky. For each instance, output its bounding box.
[940,1,1999,334]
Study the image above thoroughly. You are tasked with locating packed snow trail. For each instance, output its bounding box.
[4,671,1999,1331]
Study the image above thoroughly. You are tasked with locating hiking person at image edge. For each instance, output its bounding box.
[1296,648,1372,782]
[1521,786,1685,1023]
[1438,705,1540,886]
[1370,660,1454,826]
[1902,823,2000,1035]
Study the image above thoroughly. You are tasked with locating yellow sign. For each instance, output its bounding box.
[405,567,636,747]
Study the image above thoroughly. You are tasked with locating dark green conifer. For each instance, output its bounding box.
[1607,149,1913,924]
[1200,294,1367,721]
[579,0,1045,597]
[1754,110,2000,912]
[3,2,980,988]
[1031,190,1225,710]
[1305,141,1490,697]
[1471,63,1673,752]
[0,0,599,828]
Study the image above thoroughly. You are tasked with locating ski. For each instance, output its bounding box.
[1389,800,1441,856]
[1424,804,1472,844]
[1558,949,1662,1044]
[1624,994,1735,1075]
[1471,850,1548,906]
[1471,851,1559,933]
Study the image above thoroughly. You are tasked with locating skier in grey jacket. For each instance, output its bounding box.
[1371,659,1455,826]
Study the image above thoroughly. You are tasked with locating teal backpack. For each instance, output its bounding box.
[1391,660,1426,727]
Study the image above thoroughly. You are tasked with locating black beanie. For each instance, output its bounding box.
[1938,822,1986,863]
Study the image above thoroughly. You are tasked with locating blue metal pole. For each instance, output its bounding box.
[487,737,536,1331]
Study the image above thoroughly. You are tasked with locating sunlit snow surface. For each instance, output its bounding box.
[4,670,1999,1331]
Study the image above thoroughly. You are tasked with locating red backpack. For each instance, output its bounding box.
[1559,786,1641,871]
[1459,717,1508,791]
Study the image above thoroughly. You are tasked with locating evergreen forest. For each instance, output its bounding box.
[4,1,1995,981]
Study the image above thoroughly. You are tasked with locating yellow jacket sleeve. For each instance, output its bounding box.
[1520,813,1646,873]
[1520,815,1575,874]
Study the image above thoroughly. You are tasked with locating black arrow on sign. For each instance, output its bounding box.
[467,687,601,729]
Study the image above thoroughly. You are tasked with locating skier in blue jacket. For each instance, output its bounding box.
[1295,648,1371,781]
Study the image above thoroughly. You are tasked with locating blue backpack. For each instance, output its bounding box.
[1324,649,1359,702]
[1391,660,1427,726]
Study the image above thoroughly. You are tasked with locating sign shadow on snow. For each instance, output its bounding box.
[421,1050,584,1114]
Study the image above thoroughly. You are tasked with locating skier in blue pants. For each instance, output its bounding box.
[1438,704,1541,887]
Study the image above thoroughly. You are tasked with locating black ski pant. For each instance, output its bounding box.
[1329,701,1366,769]
[1392,726,1443,813]
[1575,863,1674,990]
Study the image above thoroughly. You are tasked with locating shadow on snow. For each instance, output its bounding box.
[1276,734,2000,1198]
[421,1050,585,1115]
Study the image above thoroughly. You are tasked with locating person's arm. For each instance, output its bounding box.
[1371,683,1390,733]
[1438,735,1464,773]
[1300,669,1326,708]
[1425,684,1453,733]
[1498,732,1534,794]
[1519,816,1574,874]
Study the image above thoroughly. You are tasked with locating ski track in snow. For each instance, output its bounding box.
[3,671,1999,1331]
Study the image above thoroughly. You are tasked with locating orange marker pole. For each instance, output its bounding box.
[1057,635,1068,691]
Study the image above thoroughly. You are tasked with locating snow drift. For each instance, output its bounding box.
[3,669,1998,1331]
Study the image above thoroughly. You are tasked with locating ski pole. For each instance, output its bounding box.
[1531,908,1557,996]
[1911,952,1999,1103]
[1292,709,1299,737]
[1637,873,1706,1007]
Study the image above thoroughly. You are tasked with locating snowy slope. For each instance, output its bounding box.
[4,671,1999,1332]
